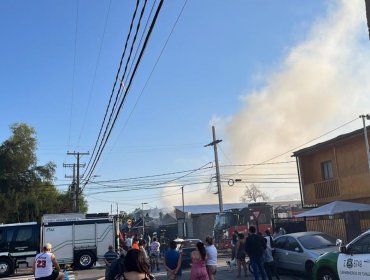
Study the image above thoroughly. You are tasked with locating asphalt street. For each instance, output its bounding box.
[8,258,306,280]
[75,257,306,280]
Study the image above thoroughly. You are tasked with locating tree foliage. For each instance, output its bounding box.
[0,123,87,223]
[240,184,269,203]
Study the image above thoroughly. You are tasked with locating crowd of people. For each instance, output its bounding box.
[32,227,283,280]
[231,226,280,280]
[104,233,219,280]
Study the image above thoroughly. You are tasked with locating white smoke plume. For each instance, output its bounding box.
[161,0,370,208]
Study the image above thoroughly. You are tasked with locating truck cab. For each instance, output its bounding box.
[0,222,40,277]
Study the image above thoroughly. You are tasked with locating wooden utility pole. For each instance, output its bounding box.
[65,151,89,212]
[64,163,77,210]
[205,126,223,213]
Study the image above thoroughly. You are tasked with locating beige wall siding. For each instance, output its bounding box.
[299,133,370,205]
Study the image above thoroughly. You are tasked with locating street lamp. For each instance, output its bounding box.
[141,202,148,236]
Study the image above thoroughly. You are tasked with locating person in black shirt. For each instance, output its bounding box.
[104,245,119,280]
[245,226,266,280]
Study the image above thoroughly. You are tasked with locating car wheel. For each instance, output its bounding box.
[317,269,338,280]
[0,259,13,277]
[305,261,314,276]
[76,251,94,269]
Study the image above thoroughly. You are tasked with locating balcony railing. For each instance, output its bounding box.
[303,172,370,204]
[314,179,340,199]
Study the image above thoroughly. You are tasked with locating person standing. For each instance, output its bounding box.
[104,245,118,280]
[205,236,217,280]
[33,243,64,280]
[109,251,126,280]
[139,238,149,262]
[235,233,247,278]
[231,230,238,260]
[245,226,266,280]
[149,237,161,271]
[263,239,280,280]
[164,240,182,280]
[190,242,209,280]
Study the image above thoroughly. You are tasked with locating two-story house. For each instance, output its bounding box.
[293,126,370,206]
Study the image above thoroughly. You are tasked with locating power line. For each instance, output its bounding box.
[83,0,164,185]
[109,0,189,155]
[83,0,151,180]
[77,0,112,147]
[84,0,150,180]
[83,0,141,178]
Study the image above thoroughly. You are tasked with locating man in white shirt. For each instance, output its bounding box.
[205,236,218,280]
[33,243,64,280]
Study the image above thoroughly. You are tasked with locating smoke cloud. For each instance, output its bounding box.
[161,0,370,208]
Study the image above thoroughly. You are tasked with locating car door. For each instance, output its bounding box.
[337,233,370,280]
[273,236,289,269]
[0,229,9,253]
[283,236,306,272]
[8,225,38,257]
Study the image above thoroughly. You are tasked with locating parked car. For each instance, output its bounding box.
[273,231,339,275]
[312,228,370,280]
[179,239,201,268]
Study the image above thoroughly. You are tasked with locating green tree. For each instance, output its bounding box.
[0,123,87,223]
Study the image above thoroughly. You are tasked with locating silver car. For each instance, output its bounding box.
[273,231,339,274]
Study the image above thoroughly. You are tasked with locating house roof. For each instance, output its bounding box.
[295,200,370,217]
[292,126,369,157]
[174,203,247,214]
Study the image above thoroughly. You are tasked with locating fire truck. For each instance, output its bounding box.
[213,203,273,250]
[0,214,117,277]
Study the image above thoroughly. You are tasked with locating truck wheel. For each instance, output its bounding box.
[76,251,94,269]
[318,269,338,280]
[0,259,13,277]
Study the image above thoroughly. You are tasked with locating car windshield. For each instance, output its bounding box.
[298,234,336,249]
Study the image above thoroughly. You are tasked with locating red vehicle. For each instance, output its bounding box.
[213,203,273,250]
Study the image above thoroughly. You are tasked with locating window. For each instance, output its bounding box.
[298,233,336,249]
[285,237,302,252]
[6,229,14,242]
[16,228,32,242]
[274,237,288,249]
[348,234,370,254]
[321,160,333,180]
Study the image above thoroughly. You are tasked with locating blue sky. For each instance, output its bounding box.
[1,0,370,214]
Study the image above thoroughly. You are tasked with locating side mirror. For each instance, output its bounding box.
[295,247,302,253]
[339,245,347,254]
[336,239,343,246]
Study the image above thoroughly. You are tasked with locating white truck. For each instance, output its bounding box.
[0,214,117,277]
